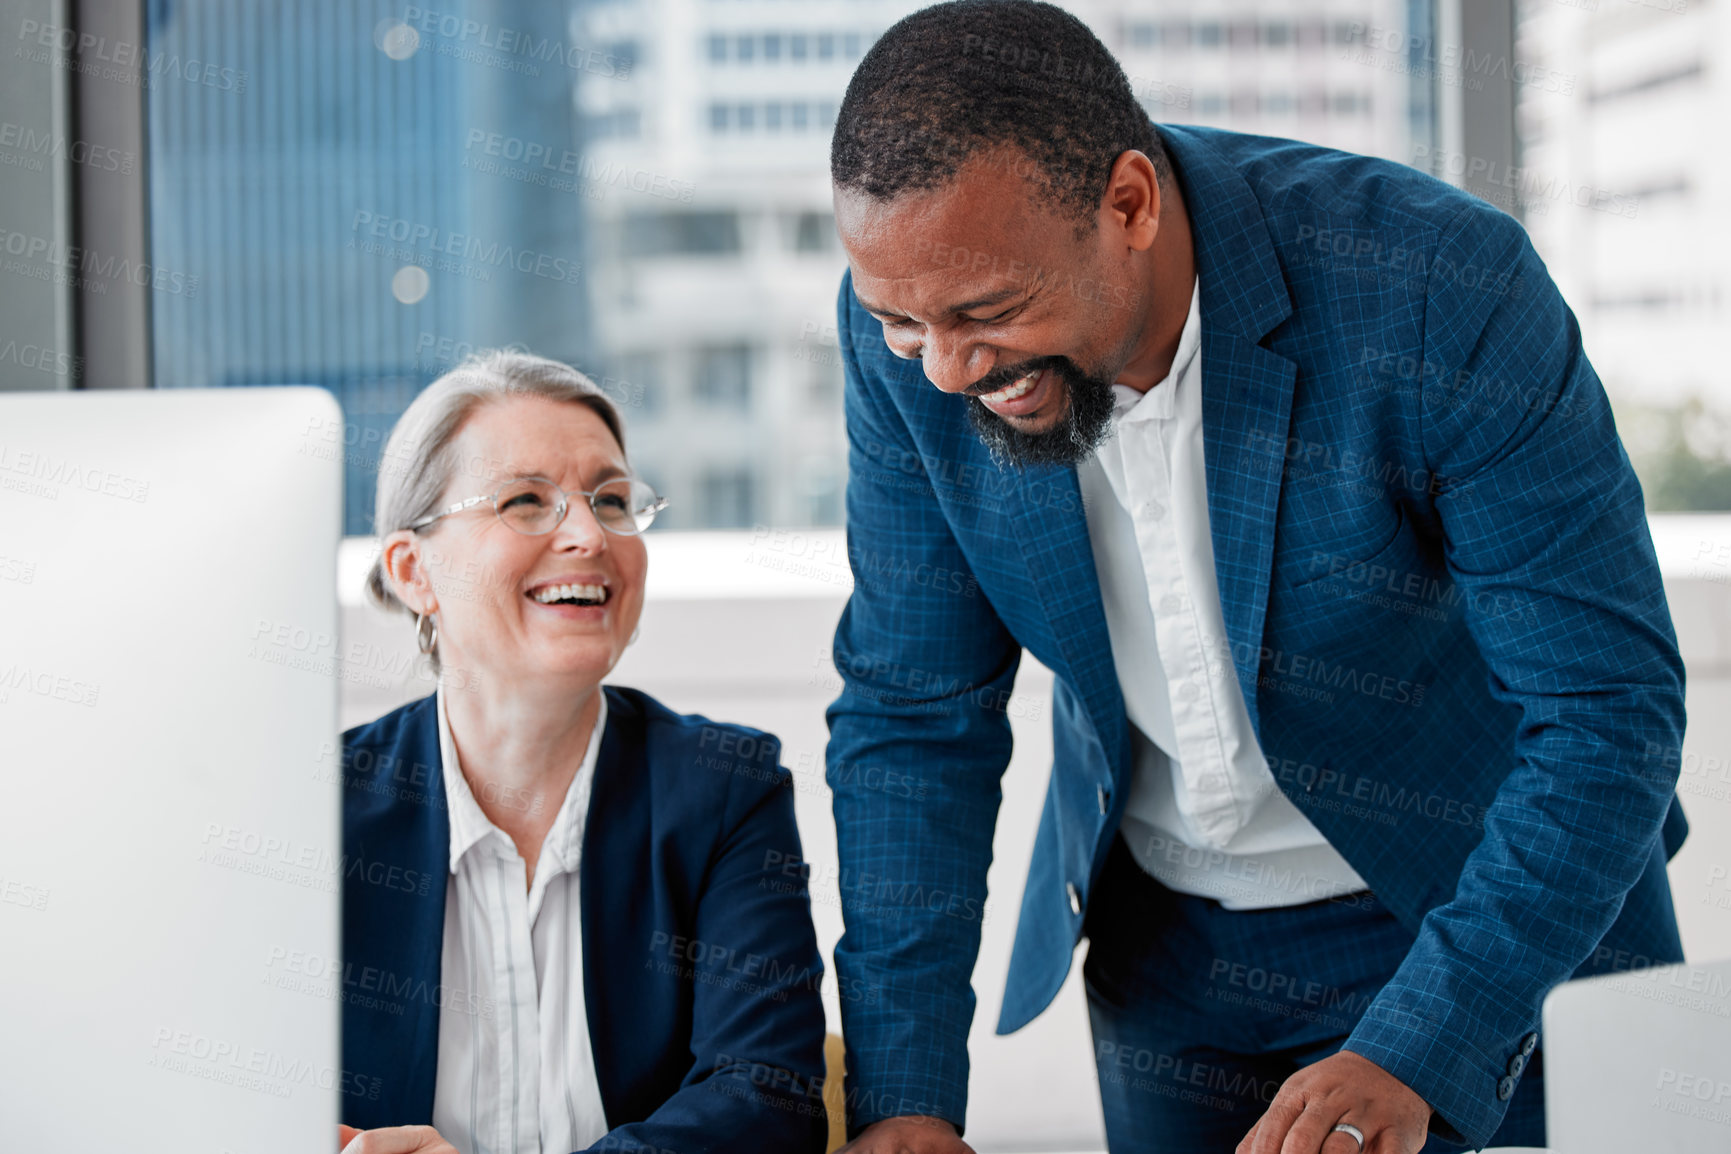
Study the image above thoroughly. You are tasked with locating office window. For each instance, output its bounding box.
[123,0,1443,536]
[586,109,641,141]
[145,0,592,535]
[623,211,742,257]
[609,351,662,416]
[698,465,755,528]
[694,343,751,409]
[799,460,841,525]
[1332,90,1368,116]
[606,41,640,74]
[793,211,834,253]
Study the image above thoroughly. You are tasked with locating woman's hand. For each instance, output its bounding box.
[338,1124,459,1154]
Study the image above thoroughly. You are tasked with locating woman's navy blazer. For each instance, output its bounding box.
[338,684,830,1153]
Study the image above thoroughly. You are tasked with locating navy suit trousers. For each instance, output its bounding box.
[1082,835,1545,1152]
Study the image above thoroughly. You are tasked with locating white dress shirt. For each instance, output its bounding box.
[431,684,611,1154]
[1077,278,1369,910]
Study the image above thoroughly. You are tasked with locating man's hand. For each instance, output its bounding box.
[338,1124,459,1154]
[838,1114,975,1154]
[1238,1050,1432,1154]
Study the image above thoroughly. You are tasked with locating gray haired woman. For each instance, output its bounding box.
[337,351,830,1154]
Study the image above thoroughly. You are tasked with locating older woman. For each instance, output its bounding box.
[336,351,830,1154]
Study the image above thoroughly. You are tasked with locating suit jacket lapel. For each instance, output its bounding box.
[580,686,647,1127]
[1162,124,1299,738]
[1006,465,1126,775]
[341,695,449,1126]
[1199,329,1297,735]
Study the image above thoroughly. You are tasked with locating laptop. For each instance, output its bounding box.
[1481,956,1731,1153]
[0,389,343,1152]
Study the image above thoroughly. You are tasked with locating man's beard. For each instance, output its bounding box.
[963,355,1118,468]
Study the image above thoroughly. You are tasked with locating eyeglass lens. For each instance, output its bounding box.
[495,477,659,535]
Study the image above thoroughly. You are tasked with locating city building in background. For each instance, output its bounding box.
[572,0,1432,530]
[1515,0,1730,509]
[146,0,599,534]
[11,0,1456,531]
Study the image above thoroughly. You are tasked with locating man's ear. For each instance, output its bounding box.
[381,530,438,616]
[1102,149,1161,253]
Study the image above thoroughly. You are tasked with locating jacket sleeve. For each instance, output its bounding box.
[1341,202,1686,1148]
[579,737,830,1154]
[823,272,1024,1138]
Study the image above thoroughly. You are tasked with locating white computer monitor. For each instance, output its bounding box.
[0,388,343,1152]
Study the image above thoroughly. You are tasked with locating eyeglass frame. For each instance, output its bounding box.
[407,474,669,537]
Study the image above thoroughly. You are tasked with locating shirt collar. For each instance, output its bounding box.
[1110,276,1202,426]
[436,683,609,877]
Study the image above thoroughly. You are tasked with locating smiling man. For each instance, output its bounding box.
[821,3,1690,1154]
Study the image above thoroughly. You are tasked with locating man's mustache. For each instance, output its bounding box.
[963,356,1071,397]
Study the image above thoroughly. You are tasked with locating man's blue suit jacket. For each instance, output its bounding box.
[824,124,1688,1149]
[340,685,830,1153]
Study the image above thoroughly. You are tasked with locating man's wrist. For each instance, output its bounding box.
[856,1113,962,1145]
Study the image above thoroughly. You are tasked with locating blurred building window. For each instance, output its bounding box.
[133,0,1446,534]
[699,465,756,527]
[694,344,752,410]
[623,211,742,257]
[793,211,834,253]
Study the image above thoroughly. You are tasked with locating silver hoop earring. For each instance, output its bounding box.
[415,612,438,655]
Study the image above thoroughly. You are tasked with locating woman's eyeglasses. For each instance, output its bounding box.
[409,476,669,537]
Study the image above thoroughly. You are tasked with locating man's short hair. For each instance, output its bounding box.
[831,0,1169,226]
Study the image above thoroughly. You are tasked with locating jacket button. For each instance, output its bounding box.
[1506,1053,1526,1078]
[1520,1031,1538,1057]
[1067,882,1083,916]
[1097,785,1109,815]
[1496,1075,1516,1101]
